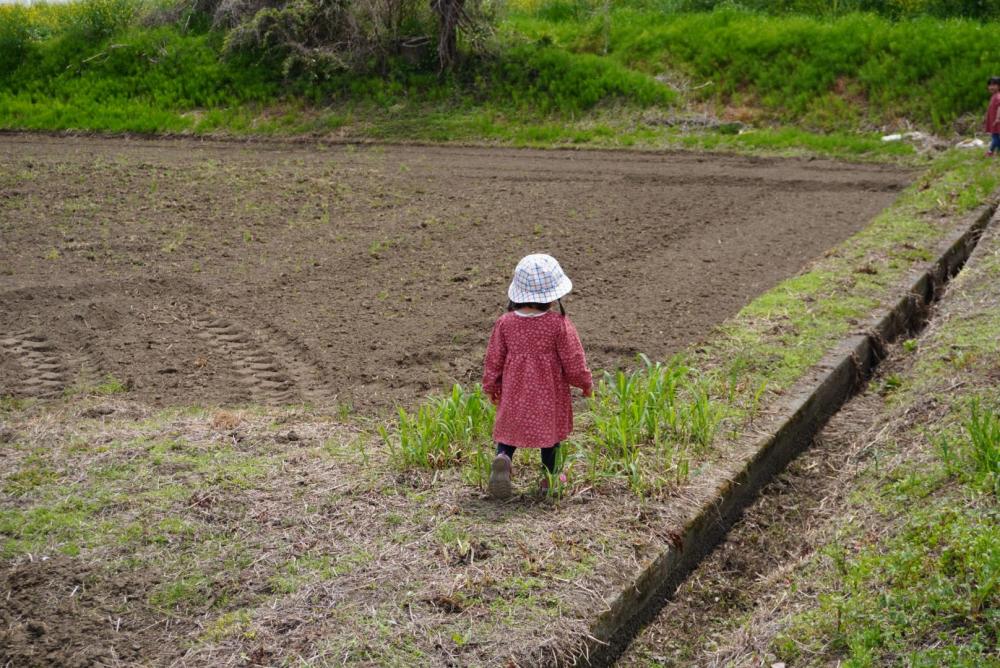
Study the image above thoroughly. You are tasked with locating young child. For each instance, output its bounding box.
[482,254,593,499]
[986,76,1000,157]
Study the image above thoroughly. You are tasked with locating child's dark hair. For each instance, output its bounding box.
[507,299,566,315]
[990,76,1000,86]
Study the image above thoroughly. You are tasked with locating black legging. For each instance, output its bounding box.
[496,442,558,473]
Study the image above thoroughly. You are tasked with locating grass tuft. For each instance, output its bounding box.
[378,384,495,477]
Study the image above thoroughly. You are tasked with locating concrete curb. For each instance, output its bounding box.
[569,199,999,667]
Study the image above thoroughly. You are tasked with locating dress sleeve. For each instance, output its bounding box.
[557,316,593,393]
[482,318,506,400]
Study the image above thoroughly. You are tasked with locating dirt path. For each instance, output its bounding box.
[0,135,910,410]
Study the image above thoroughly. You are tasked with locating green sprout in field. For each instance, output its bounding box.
[381,356,743,497]
[378,384,495,477]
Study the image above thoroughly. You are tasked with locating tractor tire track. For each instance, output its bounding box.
[0,331,68,398]
[1,278,339,407]
[191,315,303,405]
[252,322,338,406]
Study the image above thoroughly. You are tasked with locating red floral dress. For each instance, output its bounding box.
[482,311,593,448]
[986,92,1000,133]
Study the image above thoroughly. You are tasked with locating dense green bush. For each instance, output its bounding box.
[490,44,675,112]
[0,7,33,75]
[2,25,274,105]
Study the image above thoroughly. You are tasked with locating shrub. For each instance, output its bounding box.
[490,44,675,112]
[0,7,34,75]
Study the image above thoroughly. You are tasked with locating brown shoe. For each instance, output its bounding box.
[488,454,513,499]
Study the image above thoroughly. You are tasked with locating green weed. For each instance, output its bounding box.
[368,238,393,257]
[941,399,1000,496]
[0,493,111,557]
[200,609,254,642]
[88,374,128,395]
[966,400,1000,491]
[508,7,1000,131]
[585,354,728,493]
[774,500,999,666]
[0,396,31,414]
[2,456,59,495]
[149,574,211,610]
[268,554,342,594]
[379,384,494,473]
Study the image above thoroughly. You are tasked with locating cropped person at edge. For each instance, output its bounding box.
[985,76,1000,157]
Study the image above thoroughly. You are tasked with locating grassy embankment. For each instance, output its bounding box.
[743,217,1000,667]
[3,0,1000,157]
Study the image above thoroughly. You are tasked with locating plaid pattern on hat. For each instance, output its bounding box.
[508,254,573,304]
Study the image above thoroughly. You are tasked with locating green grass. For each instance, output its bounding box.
[940,399,1000,496]
[359,105,917,160]
[62,373,129,397]
[200,609,254,642]
[0,1,676,137]
[267,550,373,594]
[776,502,998,666]
[149,573,213,609]
[507,7,1000,131]
[522,0,1000,21]
[0,426,276,558]
[5,0,1000,141]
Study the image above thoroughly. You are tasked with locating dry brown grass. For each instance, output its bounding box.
[1,397,701,666]
[210,409,243,431]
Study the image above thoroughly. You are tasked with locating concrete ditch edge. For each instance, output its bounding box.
[566,199,999,667]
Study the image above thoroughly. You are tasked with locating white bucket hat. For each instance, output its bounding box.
[508,254,573,304]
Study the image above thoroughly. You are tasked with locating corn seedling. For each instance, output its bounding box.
[540,442,577,499]
[586,354,729,493]
[380,384,494,472]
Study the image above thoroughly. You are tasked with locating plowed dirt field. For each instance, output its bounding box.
[0,135,910,410]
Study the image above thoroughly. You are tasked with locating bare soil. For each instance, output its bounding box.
[0,134,909,411]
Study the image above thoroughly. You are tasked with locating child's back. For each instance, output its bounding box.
[484,310,591,448]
